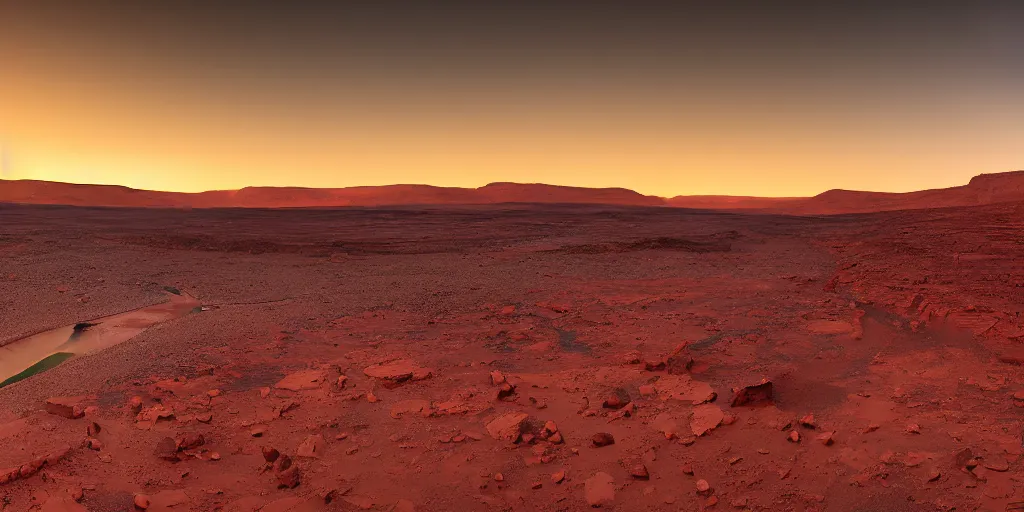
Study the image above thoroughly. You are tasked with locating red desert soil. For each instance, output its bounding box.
[2,201,1024,510]
[3,169,1024,213]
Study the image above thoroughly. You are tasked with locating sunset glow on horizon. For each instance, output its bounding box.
[2,2,1022,197]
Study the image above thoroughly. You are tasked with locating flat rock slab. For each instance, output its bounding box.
[364,360,433,385]
[805,320,854,335]
[584,472,615,507]
[690,404,724,436]
[274,370,327,391]
[390,399,431,419]
[653,375,716,404]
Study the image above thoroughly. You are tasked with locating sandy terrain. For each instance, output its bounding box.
[2,201,1024,511]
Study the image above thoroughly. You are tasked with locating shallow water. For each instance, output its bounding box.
[0,292,200,387]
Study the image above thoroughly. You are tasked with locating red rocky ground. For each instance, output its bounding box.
[1,202,1024,511]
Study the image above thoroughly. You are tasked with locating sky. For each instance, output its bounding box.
[1,1,1022,197]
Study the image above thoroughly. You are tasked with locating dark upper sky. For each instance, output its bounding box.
[1,1,1022,195]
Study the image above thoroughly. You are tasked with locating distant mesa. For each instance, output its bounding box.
[2,170,1023,215]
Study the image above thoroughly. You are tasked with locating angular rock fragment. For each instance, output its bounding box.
[665,343,694,374]
[45,397,85,419]
[730,379,772,407]
[485,412,529,442]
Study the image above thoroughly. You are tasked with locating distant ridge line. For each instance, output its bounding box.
[2,170,1023,214]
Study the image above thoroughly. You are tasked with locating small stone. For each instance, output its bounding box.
[335,432,350,440]
[681,463,694,475]
[128,396,143,414]
[493,473,504,482]
[209,452,221,461]
[757,448,770,455]
[176,432,205,450]
[730,497,748,508]
[592,432,615,447]
[679,436,696,446]
[608,402,635,421]
[927,469,941,482]
[630,464,650,480]
[196,412,213,423]
[706,496,719,507]
[864,423,880,433]
[531,481,543,490]
[207,389,221,398]
[799,414,815,428]
[250,426,267,437]
[259,387,271,398]
[297,435,325,458]
[695,479,711,494]
[85,438,103,451]
[273,454,292,472]
[816,431,835,446]
[262,446,280,462]
[620,351,642,365]
[788,430,800,443]
[336,375,348,389]
[155,437,179,462]
[87,422,102,436]
[496,383,516,401]
[552,470,565,484]
[542,420,559,436]
[134,494,151,509]
[276,466,300,488]
[548,432,564,444]
[728,456,742,465]
[906,423,921,434]
[955,448,974,468]
[367,392,379,403]
[642,358,667,371]
[490,370,506,386]
[602,391,629,410]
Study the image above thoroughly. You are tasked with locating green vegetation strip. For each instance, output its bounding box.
[0,352,76,389]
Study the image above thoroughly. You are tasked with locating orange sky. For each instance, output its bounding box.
[1,2,1021,197]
